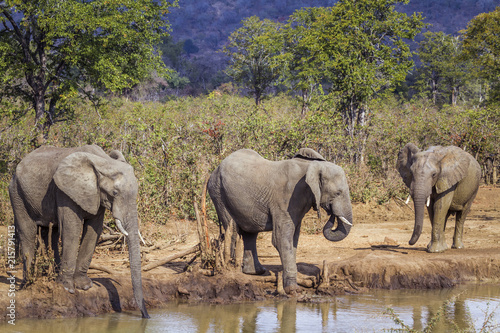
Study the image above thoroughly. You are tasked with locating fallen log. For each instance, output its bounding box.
[100,233,121,242]
[89,264,118,275]
[142,244,201,272]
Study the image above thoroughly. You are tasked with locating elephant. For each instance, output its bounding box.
[397,143,481,253]
[9,144,149,318]
[483,154,497,185]
[207,148,353,293]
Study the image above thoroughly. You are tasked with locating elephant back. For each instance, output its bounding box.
[14,145,110,216]
[293,148,325,161]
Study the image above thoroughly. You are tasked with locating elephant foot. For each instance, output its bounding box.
[242,264,267,275]
[284,281,299,295]
[74,274,93,291]
[452,240,464,249]
[242,255,267,275]
[57,275,75,294]
[427,240,448,253]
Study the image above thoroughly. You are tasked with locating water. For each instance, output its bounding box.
[4,284,499,333]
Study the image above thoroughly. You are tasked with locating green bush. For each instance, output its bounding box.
[1,93,499,228]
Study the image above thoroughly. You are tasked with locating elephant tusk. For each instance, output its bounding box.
[339,216,353,226]
[426,196,430,207]
[405,195,411,204]
[139,230,146,246]
[115,219,129,237]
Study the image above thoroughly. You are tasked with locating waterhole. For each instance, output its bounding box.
[4,283,499,332]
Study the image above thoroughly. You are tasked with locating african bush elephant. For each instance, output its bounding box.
[483,154,497,185]
[397,143,481,253]
[9,145,149,318]
[208,148,353,293]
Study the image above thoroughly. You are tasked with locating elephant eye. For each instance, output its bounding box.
[112,189,119,196]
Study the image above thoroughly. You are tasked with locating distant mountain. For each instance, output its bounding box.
[168,0,496,52]
[163,0,498,93]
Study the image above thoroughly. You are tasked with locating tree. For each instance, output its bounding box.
[461,6,500,102]
[281,8,325,116]
[0,0,178,138]
[288,1,424,162]
[416,32,473,106]
[223,16,284,105]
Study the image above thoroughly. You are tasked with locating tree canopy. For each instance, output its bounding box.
[223,0,424,163]
[416,32,475,106]
[461,6,500,102]
[0,0,178,138]
[292,1,423,138]
[223,16,284,105]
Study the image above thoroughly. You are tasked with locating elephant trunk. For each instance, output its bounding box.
[323,212,353,242]
[410,193,427,245]
[124,212,149,319]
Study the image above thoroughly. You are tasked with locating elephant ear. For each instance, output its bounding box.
[396,143,420,189]
[435,147,469,194]
[294,148,326,161]
[305,161,323,220]
[53,152,107,215]
[109,150,127,163]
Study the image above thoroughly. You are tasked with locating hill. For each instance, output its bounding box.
[160,0,498,94]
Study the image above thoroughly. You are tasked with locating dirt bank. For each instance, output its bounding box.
[1,186,499,320]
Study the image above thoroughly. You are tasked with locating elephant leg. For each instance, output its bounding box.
[452,210,465,249]
[13,213,37,285]
[58,206,84,294]
[18,222,37,286]
[241,231,266,275]
[51,226,61,272]
[271,215,298,293]
[74,210,104,290]
[452,204,472,249]
[9,182,37,285]
[210,190,235,266]
[427,195,453,253]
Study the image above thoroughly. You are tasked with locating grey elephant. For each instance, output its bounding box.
[208,148,353,293]
[397,143,481,253]
[9,145,149,318]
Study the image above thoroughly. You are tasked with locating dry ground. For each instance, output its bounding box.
[1,186,499,320]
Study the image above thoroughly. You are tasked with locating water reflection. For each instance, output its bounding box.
[3,284,499,333]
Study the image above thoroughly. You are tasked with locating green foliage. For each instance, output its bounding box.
[286,1,425,137]
[415,32,477,106]
[461,6,500,102]
[223,16,285,105]
[1,92,499,228]
[0,0,178,135]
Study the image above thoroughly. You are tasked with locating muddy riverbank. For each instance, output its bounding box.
[1,186,499,320]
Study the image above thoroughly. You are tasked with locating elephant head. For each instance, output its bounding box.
[305,161,353,242]
[53,152,149,318]
[397,143,469,246]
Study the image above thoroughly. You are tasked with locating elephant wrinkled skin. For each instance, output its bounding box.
[9,145,149,318]
[397,143,481,253]
[208,148,353,293]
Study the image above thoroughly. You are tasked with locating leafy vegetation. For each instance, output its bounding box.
[1,93,499,228]
[461,6,500,101]
[162,0,497,93]
[223,16,284,105]
[0,0,178,138]
[0,1,499,232]
[415,32,474,106]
